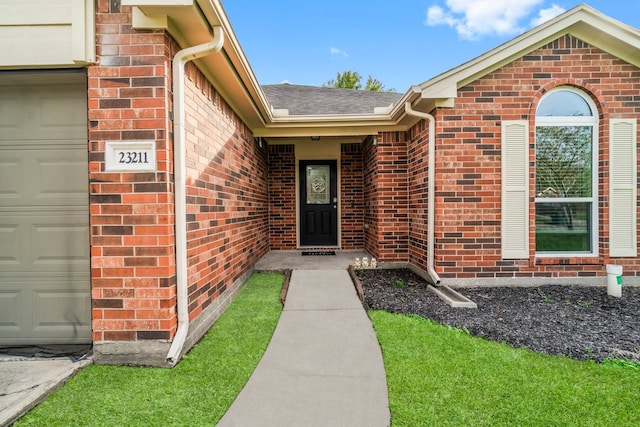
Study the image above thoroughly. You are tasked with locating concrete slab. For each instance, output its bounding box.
[285,270,364,310]
[262,310,383,378]
[217,269,390,427]
[254,250,368,271]
[428,285,478,308]
[0,357,91,427]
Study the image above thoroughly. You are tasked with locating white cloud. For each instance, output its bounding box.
[426,0,547,40]
[530,4,566,27]
[330,47,349,58]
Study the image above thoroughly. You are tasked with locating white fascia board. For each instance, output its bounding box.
[254,122,408,138]
[122,0,194,6]
[195,0,273,121]
[269,114,399,125]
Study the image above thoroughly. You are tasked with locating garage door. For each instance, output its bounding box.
[0,71,90,345]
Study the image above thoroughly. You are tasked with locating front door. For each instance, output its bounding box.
[299,160,338,246]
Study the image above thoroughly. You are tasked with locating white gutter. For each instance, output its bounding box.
[405,101,441,285]
[167,26,225,364]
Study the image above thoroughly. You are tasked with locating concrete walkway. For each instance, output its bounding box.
[217,269,390,427]
[0,356,91,426]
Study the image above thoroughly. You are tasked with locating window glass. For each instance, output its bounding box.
[537,90,592,116]
[535,88,597,255]
[306,165,330,204]
[535,126,592,198]
[535,202,591,252]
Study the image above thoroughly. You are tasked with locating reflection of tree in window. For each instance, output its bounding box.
[534,88,597,254]
[536,126,592,229]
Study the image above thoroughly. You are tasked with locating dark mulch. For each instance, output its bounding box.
[355,268,640,363]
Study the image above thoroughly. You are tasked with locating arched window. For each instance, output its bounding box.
[535,87,598,255]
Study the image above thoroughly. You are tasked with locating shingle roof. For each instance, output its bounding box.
[262,84,402,116]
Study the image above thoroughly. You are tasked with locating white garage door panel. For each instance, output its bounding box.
[0,290,22,331]
[0,276,89,342]
[32,219,90,267]
[0,148,87,206]
[1,209,88,272]
[0,73,90,345]
[33,288,91,336]
[39,159,88,197]
[0,85,87,142]
[0,157,22,202]
[0,224,20,265]
[0,94,20,130]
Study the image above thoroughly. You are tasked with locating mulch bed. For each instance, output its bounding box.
[355,268,640,363]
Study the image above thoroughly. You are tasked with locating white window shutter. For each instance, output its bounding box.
[609,118,637,257]
[501,121,530,259]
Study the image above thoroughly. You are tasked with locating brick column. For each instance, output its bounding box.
[368,132,410,261]
[341,143,364,249]
[268,144,297,249]
[88,2,176,364]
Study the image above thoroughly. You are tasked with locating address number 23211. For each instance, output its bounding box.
[118,151,149,164]
[105,141,156,171]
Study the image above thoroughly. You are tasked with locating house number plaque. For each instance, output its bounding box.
[105,141,156,171]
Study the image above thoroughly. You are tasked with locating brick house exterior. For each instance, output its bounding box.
[422,35,640,283]
[1,2,639,365]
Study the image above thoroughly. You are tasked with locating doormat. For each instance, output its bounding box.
[301,251,336,256]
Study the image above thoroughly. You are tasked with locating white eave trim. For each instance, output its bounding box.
[270,113,401,123]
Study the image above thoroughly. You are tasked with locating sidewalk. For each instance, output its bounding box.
[217,269,390,427]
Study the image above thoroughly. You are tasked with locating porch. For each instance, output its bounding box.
[254,250,370,271]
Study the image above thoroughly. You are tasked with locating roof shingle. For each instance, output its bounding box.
[262,84,402,116]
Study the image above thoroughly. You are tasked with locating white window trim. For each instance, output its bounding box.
[534,87,599,257]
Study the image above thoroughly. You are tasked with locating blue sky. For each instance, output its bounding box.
[222,1,640,93]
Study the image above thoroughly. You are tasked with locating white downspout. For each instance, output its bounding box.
[405,101,441,285]
[166,27,224,363]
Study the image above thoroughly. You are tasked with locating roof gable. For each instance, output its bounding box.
[414,4,640,106]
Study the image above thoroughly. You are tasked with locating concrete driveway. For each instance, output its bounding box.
[0,353,91,426]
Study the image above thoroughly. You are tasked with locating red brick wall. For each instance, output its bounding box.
[340,143,364,249]
[183,63,269,321]
[421,35,640,281]
[89,2,269,347]
[363,137,380,258]
[407,120,432,272]
[364,133,409,261]
[268,145,297,249]
[362,139,380,259]
[89,1,176,342]
[430,103,503,280]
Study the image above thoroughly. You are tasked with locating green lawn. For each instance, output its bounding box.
[369,310,640,427]
[16,274,640,426]
[15,272,284,427]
